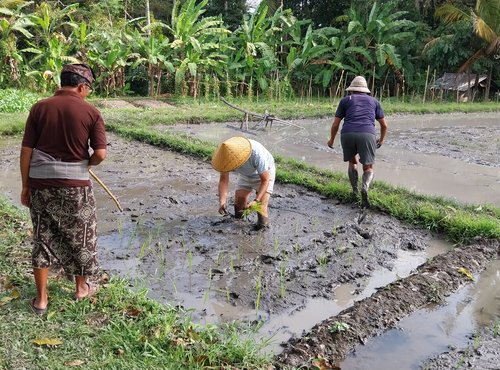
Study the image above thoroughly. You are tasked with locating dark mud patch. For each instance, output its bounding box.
[275,239,499,368]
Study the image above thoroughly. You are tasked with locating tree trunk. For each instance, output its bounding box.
[485,65,492,101]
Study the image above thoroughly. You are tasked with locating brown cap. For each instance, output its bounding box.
[211,137,252,172]
[61,63,95,85]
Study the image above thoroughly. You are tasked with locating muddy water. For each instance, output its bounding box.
[159,112,500,206]
[340,258,500,370]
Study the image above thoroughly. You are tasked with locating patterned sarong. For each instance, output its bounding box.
[30,186,99,276]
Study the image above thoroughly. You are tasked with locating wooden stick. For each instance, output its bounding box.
[88,168,123,212]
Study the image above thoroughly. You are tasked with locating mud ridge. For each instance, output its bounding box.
[275,238,500,368]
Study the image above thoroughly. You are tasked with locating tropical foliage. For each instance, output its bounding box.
[0,0,497,99]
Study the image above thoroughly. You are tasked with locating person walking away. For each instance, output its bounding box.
[20,63,107,314]
[211,136,275,231]
[327,76,387,208]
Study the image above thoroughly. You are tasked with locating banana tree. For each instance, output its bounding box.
[87,30,131,96]
[342,2,416,85]
[23,2,80,89]
[0,2,33,87]
[229,1,290,94]
[167,0,230,96]
[127,26,174,96]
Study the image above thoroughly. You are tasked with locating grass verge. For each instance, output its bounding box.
[0,197,271,369]
[106,122,500,245]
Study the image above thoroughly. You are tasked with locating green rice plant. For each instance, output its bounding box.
[331,221,338,236]
[346,248,354,266]
[473,333,482,350]
[242,201,262,218]
[317,254,329,267]
[328,321,350,334]
[293,242,302,254]
[216,250,225,265]
[273,239,280,257]
[127,221,140,250]
[138,232,153,259]
[188,250,193,273]
[336,243,347,255]
[180,237,186,252]
[493,320,499,338]
[256,234,264,248]
[255,273,262,314]
[229,257,235,273]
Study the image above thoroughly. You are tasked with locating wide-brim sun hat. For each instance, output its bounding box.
[346,76,370,93]
[211,136,252,172]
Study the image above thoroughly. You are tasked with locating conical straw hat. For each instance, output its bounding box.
[211,136,252,172]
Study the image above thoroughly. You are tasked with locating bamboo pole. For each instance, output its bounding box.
[423,65,430,104]
[89,169,123,212]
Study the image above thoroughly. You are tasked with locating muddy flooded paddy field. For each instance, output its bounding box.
[0,112,499,368]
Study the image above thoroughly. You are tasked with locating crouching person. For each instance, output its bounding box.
[211,136,275,231]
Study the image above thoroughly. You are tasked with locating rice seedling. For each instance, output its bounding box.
[328,321,350,334]
[127,220,140,250]
[216,250,225,265]
[229,257,235,273]
[493,320,499,338]
[346,248,354,266]
[242,201,262,218]
[331,221,338,236]
[256,234,264,248]
[117,219,124,237]
[473,333,482,350]
[317,254,329,267]
[273,239,280,257]
[255,273,262,314]
[311,215,319,231]
[293,242,302,254]
[138,236,151,259]
[188,250,193,273]
[336,243,347,255]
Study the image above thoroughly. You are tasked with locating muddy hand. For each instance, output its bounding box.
[376,138,383,149]
[218,204,229,216]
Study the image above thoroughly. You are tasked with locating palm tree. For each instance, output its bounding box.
[435,0,499,72]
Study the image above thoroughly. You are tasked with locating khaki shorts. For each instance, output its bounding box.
[237,169,275,194]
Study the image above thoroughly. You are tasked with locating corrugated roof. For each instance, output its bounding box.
[430,73,488,91]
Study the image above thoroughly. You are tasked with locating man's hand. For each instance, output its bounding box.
[327,138,334,148]
[376,138,383,149]
[218,204,229,215]
[21,187,30,207]
[247,200,258,209]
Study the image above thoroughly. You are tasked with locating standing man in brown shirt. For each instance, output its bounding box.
[20,64,107,314]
